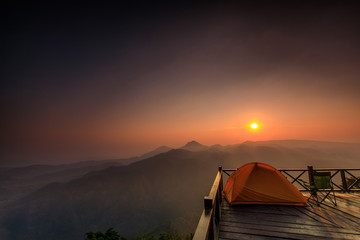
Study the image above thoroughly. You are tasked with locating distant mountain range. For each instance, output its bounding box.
[0,145,173,203]
[1,140,360,240]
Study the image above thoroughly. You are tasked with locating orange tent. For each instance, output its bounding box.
[224,162,307,206]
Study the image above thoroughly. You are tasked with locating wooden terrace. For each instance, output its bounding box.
[193,167,360,240]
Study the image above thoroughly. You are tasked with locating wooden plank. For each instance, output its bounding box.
[221,212,334,228]
[335,193,360,205]
[220,218,347,233]
[300,193,360,227]
[220,225,350,240]
[323,198,360,219]
[316,204,360,231]
[219,232,286,240]
[273,205,317,219]
[222,204,310,220]
[220,220,360,238]
[193,210,212,240]
[335,194,360,204]
[295,202,360,232]
[207,170,222,200]
[292,205,338,226]
[221,207,299,216]
[303,192,360,204]
[222,203,294,212]
[320,196,360,223]
[221,205,323,223]
[221,210,300,220]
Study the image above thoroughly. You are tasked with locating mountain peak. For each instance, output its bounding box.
[181,140,208,151]
[184,140,202,146]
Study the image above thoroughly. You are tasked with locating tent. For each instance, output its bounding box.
[224,162,307,206]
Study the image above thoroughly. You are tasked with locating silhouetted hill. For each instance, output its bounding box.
[3,149,224,240]
[0,161,123,203]
[1,140,360,240]
[139,146,173,159]
[0,146,173,204]
[181,141,208,152]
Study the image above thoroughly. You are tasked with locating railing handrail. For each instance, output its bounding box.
[205,170,222,204]
[193,167,223,240]
[223,168,360,171]
[223,167,360,192]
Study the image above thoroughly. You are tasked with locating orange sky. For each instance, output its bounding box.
[2,2,360,166]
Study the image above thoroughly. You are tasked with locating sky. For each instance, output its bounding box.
[2,1,360,166]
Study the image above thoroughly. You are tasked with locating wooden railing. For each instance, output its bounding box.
[223,166,360,192]
[193,167,223,240]
[193,166,360,240]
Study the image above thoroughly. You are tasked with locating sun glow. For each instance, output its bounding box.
[248,122,261,131]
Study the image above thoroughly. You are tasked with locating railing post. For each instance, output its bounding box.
[217,167,222,221]
[340,170,348,192]
[308,166,316,195]
[204,197,212,211]
[218,166,223,193]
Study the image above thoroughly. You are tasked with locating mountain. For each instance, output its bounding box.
[2,149,223,240]
[0,146,173,204]
[1,140,360,240]
[209,144,224,150]
[0,161,123,204]
[138,146,173,159]
[181,140,208,152]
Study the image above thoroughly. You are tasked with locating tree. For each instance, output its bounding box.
[133,235,157,240]
[85,228,125,240]
[84,230,193,240]
[346,176,360,189]
[185,233,194,240]
[158,233,181,240]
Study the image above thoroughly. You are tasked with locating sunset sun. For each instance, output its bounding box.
[249,122,260,131]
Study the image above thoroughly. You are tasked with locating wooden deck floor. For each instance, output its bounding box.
[219,193,360,240]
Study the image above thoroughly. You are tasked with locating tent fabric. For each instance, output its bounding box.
[224,162,307,206]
